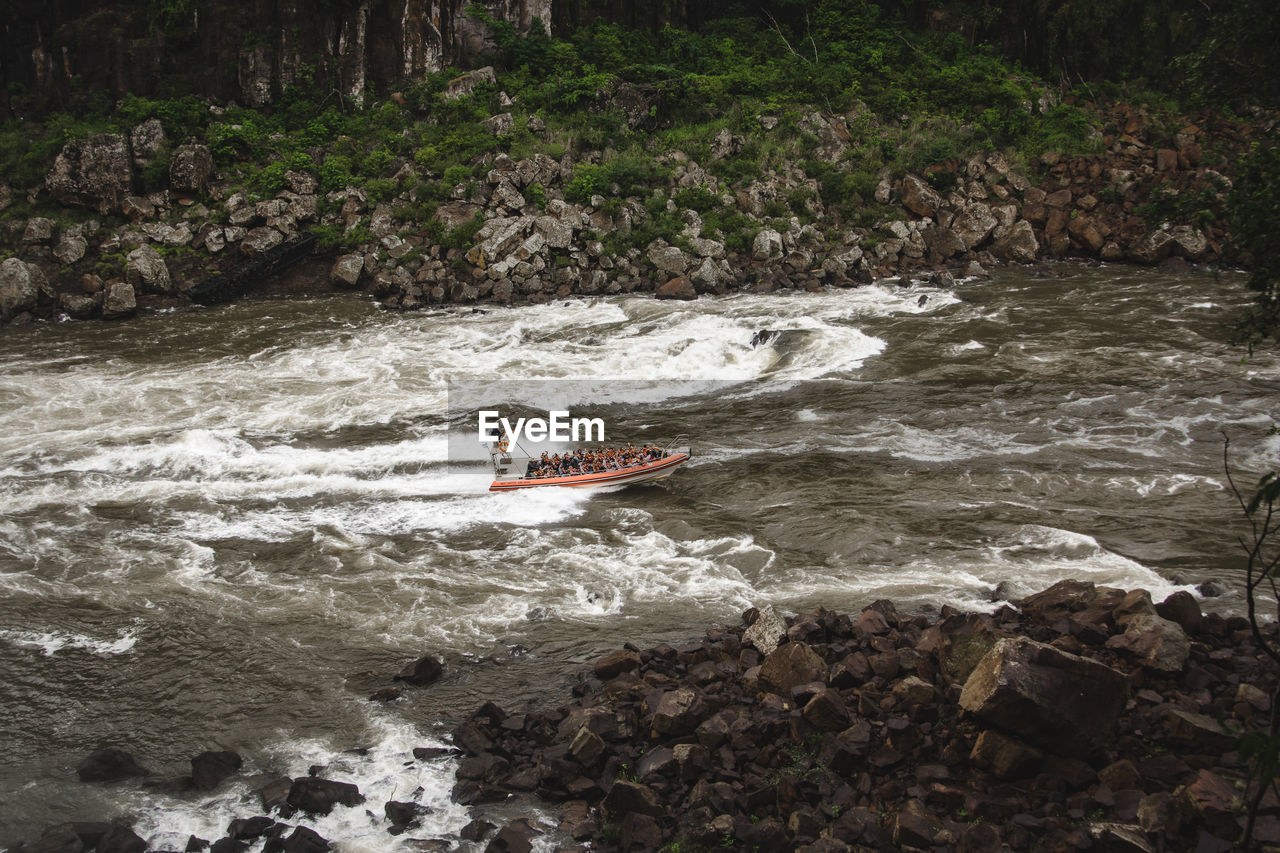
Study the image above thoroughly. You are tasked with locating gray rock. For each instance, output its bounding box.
[992,220,1039,263]
[1168,225,1207,260]
[743,605,787,656]
[130,118,168,169]
[443,66,497,100]
[59,292,98,319]
[122,196,155,221]
[164,223,194,248]
[648,243,691,276]
[47,133,134,213]
[687,236,725,259]
[1105,612,1190,672]
[54,232,88,264]
[1126,229,1177,265]
[533,215,573,249]
[901,175,942,217]
[468,216,529,267]
[689,257,733,293]
[923,226,965,260]
[959,636,1128,754]
[0,257,43,319]
[169,144,214,194]
[22,217,56,244]
[752,228,784,261]
[483,113,515,136]
[492,180,525,210]
[125,245,172,294]
[952,203,999,249]
[331,254,364,288]
[102,282,137,320]
[284,170,318,195]
[240,226,284,255]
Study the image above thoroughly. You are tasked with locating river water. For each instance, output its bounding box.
[0,264,1276,848]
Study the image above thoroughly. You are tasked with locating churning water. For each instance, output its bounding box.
[0,264,1276,848]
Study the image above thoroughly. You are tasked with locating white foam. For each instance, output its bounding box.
[128,714,471,852]
[0,625,140,657]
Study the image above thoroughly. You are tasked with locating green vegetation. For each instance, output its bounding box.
[1226,142,1280,349]
[0,0,1274,283]
[0,2,1114,218]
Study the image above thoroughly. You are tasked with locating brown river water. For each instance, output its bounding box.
[0,263,1276,848]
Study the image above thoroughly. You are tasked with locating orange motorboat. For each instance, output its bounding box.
[488,436,691,492]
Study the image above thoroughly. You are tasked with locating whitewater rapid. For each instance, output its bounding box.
[0,264,1276,848]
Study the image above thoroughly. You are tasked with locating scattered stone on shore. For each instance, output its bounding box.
[11,582,1275,853]
[433,579,1273,852]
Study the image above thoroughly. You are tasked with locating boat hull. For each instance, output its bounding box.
[489,452,690,492]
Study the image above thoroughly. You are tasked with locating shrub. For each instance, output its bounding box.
[319,154,356,192]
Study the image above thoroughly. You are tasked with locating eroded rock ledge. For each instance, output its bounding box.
[450,580,1275,852]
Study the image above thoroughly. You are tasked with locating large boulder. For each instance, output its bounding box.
[900,175,942,218]
[1168,225,1208,260]
[758,641,826,695]
[650,687,707,736]
[647,243,691,276]
[992,220,1039,263]
[22,217,56,245]
[102,282,137,320]
[54,231,88,265]
[395,654,443,686]
[47,133,134,214]
[77,748,151,782]
[0,257,46,320]
[169,144,214,194]
[1126,229,1176,265]
[286,777,365,815]
[959,636,1128,754]
[240,226,284,255]
[689,257,733,294]
[655,276,695,301]
[191,750,242,791]
[743,605,787,656]
[330,253,364,289]
[923,225,965,260]
[125,245,172,294]
[601,780,666,818]
[129,118,168,169]
[1105,612,1190,673]
[443,66,496,100]
[533,215,573,249]
[752,229,784,261]
[952,203,999,249]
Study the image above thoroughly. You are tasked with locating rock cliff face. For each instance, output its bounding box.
[1,0,550,111]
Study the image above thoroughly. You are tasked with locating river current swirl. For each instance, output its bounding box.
[0,264,1276,847]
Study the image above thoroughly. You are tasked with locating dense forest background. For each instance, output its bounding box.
[1,0,1278,338]
[2,0,1278,114]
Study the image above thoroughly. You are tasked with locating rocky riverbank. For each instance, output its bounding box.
[0,93,1260,326]
[7,580,1276,852]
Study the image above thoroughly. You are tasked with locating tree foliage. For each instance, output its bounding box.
[1227,142,1280,348]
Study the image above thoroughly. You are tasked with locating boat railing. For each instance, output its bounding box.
[664,434,691,456]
